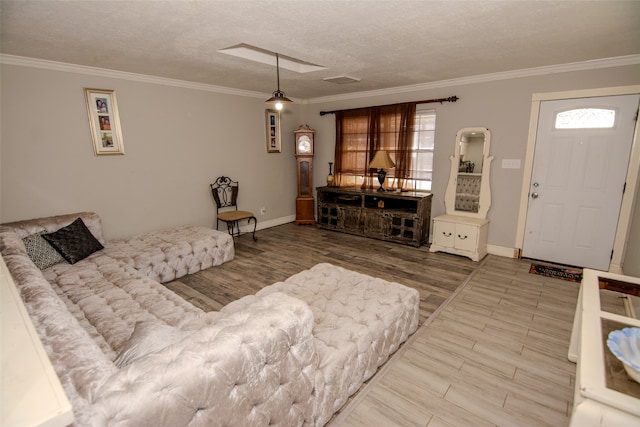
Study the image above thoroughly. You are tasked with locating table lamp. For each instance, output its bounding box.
[369,150,396,191]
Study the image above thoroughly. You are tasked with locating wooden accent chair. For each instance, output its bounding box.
[210,176,257,241]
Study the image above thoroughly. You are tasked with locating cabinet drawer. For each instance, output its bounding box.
[455,223,478,252]
[388,212,420,242]
[318,203,339,228]
[363,212,389,239]
[338,207,362,232]
[433,220,455,248]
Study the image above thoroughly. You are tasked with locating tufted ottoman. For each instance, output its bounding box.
[103,225,235,283]
[257,263,420,426]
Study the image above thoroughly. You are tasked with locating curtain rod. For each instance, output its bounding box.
[319,96,459,116]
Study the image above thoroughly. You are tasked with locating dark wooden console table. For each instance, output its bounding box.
[316,186,432,247]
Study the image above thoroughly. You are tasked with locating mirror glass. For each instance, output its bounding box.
[455,131,486,213]
[444,127,493,219]
[458,132,485,175]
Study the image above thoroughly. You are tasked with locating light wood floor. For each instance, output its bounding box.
[167,224,579,426]
[333,253,579,427]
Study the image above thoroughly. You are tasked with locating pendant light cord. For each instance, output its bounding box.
[276,53,281,91]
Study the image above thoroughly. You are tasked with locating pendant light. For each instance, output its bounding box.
[265,53,293,110]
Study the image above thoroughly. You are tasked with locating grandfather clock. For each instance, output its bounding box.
[294,124,316,225]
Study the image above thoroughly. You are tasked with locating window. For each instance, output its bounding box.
[410,108,436,191]
[555,108,616,129]
[334,105,435,191]
[334,110,370,187]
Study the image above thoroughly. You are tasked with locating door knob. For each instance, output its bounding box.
[531,192,539,199]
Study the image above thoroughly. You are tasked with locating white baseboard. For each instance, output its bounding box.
[238,215,296,233]
[487,244,519,258]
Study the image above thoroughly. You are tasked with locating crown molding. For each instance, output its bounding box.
[0,54,271,100]
[305,54,640,104]
[3,53,638,105]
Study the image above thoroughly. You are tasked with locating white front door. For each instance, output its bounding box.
[522,94,639,270]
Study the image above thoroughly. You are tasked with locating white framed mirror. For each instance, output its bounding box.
[444,127,493,219]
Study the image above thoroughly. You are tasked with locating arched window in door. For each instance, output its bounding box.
[554,108,616,129]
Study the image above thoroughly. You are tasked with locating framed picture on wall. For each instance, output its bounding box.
[84,88,125,155]
[265,109,281,153]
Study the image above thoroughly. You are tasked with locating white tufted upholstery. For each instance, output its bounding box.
[0,214,318,427]
[455,174,481,212]
[90,293,317,427]
[42,253,203,359]
[1,213,420,427]
[257,263,420,426]
[1,211,106,243]
[2,212,236,285]
[103,225,235,283]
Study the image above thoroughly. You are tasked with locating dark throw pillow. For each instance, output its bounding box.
[22,232,67,270]
[42,218,104,264]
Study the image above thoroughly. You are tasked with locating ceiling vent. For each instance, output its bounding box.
[323,76,361,84]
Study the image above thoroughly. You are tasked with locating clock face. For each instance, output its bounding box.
[297,135,312,154]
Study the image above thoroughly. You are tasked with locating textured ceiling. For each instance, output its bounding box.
[1,0,639,100]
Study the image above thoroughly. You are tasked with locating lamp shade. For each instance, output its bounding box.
[266,90,293,110]
[369,150,396,169]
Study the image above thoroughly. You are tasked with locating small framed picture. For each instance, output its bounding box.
[265,109,281,153]
[84,88,125,155]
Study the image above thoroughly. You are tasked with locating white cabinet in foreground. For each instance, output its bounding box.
[430,214,489,261]
[1,256,74,427]
[567,269,640,427]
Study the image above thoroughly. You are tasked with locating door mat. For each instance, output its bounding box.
[529,263,583,282]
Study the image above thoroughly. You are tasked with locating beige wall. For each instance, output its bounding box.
[1,64,302,238]
[302,64,640,261]
[2,61,639,273]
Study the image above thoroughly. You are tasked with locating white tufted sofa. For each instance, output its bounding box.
[1,212,419,426]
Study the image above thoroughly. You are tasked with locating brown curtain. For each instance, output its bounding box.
[334,109,370,187]
[334,102,416,189]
